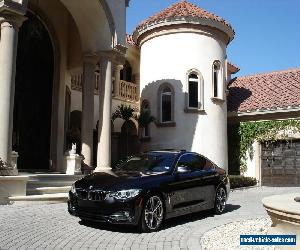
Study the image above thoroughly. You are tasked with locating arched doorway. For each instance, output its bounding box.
[119,120,139,160]
[13,11,54,170]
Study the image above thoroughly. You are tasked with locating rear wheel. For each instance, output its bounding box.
[214,187,227,214]
[139,195,164,232]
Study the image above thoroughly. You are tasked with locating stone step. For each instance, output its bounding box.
[9,193,68,205]
[25,174,83,189]
[8,173,85,204]
[27,180,76,188]
[26,174,84,181]
[27,186,71,195]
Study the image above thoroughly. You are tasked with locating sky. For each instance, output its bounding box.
[126,0,300,77]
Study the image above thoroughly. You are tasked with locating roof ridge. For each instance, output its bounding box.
[236,67,300,79]
[135,0,233,32]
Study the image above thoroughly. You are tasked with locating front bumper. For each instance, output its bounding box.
[68,191,142,225]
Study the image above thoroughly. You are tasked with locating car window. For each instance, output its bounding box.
[177,154,206,172]
[119,153,177,173]
[202,157,215,171]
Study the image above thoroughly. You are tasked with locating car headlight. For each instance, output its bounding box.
[71,183,76,194]
[108,189,141,201]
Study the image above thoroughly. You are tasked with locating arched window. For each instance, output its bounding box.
[161,87,172,122]
[158,84,174,123]
[188,73,198,108]
[212,61,222,99]
[186,70,204,111]
[141,100,151,137]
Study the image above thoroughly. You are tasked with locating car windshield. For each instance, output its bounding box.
[118,152,177,173]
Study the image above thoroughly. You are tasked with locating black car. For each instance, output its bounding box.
[68,150,230,232]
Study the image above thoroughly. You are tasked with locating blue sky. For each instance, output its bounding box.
[126,0,300,77]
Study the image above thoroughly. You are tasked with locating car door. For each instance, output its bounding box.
[196,155,218,209]
[168,153,206,213]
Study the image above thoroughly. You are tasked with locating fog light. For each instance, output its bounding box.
[109,211,131,222]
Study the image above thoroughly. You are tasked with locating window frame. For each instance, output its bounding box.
[211,61,224,101]
[185,69,204,113]
[157,83,175,126]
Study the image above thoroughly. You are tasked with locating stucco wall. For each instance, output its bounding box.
[105,0,126,46]
[140,32,228,170]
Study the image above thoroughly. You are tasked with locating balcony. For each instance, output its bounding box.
[116,80,139,103]
[71,72,100,95]
[70,73,139,103]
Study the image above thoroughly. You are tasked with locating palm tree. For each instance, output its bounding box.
[135,109,155,138]
[112,104,136,157]
[112,104,135,122]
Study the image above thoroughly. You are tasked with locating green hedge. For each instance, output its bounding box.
[229,175,257,189]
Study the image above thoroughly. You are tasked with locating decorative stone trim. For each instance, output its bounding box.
[0,157,18,176]
[211,97,225,103]
[134,17,234,46]
[184,108,206,114]
[0,0,28,16]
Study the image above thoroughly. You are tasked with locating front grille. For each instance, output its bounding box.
[77,189,107,201]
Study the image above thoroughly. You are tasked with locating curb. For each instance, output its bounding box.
[230,185,258,191]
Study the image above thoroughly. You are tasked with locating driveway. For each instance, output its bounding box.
[0,187,299,250]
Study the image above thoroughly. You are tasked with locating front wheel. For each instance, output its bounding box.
[214,187,227,214]
[139,195,164,232]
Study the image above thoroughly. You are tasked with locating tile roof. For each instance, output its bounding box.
[126,34,137,46]
[136,0,233,33]
[227,61,240,74]
[228,68,300,113]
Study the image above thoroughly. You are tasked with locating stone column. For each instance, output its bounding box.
[113,64,123,98]
[0,14,25,175]
[95,54,112,171]
[81,54,98,166]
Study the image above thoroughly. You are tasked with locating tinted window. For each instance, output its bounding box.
[119,153,177,173]
[177,154,215,172]
[202,157,215,171]
[177,154,206,172]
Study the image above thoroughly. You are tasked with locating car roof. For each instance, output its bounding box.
[146,149,186,154]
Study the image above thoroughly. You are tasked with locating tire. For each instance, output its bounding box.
[214,186,227,214]
[139,195,164,233]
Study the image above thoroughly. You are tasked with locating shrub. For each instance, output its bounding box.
[229,175,257,189]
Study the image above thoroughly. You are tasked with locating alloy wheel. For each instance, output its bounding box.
[144,195,164,231]
[215,187,227,214]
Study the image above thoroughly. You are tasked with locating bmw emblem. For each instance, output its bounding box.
[89,185,93,190]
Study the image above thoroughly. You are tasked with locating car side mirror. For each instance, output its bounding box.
[176,166,191,173]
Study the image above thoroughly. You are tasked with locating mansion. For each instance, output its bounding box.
[0,0,299,202]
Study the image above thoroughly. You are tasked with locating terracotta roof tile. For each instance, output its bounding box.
[227,61,240,74]
[126,34,137,46]
[228,68,300,113]
[136,0,233,32]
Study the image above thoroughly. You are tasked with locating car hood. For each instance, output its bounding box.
[75,170,168,190]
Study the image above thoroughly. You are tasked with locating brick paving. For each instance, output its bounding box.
[0,187,299,250]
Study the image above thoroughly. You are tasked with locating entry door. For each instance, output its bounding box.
[261,140,300,186]
[13,11,54,170]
